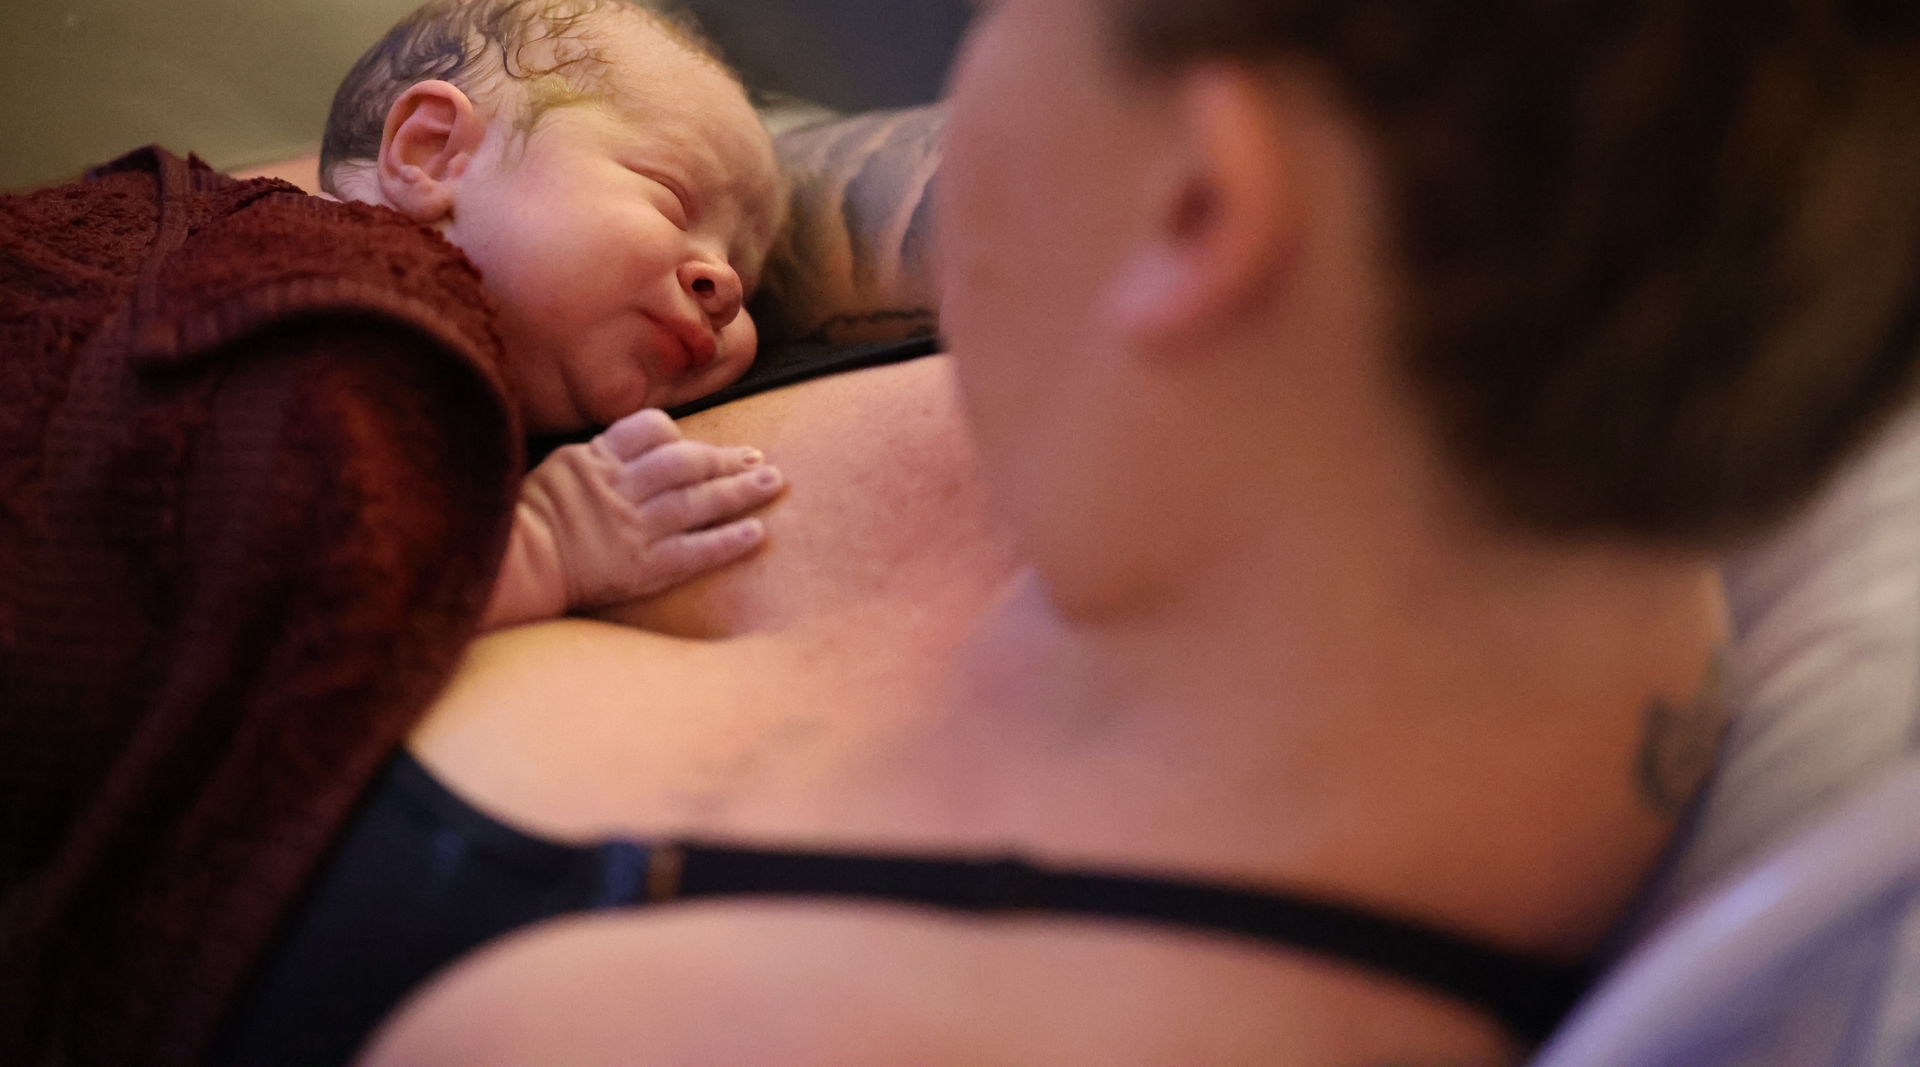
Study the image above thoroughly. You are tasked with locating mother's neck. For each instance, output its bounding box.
[957,460,1729,831]
[1031,528,1720,729]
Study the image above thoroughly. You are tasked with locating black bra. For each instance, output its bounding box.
[212,751,1588,1067]
[221,335,1590,1063]
[612,838,1589,1041]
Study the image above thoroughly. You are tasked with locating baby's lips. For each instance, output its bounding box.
[660,312,719,375]
[637,313,696,384]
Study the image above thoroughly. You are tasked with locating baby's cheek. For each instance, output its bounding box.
[717,312,759,383]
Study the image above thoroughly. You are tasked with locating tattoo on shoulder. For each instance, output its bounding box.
[756,106,946,346]
[1634,647,1729,816]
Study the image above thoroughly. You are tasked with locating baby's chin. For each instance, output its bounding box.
[652,345,758,411]
[569,374,660,431]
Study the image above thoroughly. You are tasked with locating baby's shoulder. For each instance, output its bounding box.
[135,188,504,375]
[192,192,482,300]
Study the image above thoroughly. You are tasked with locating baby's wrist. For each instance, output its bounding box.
[480,503,571,629]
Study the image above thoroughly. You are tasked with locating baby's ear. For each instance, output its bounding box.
[377,80,487,224]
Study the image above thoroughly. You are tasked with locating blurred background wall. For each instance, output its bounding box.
[0,0,970,191]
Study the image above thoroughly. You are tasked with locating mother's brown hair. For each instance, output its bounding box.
[1112,0,1920,544]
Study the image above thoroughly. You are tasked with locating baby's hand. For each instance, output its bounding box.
[482,409,783,630]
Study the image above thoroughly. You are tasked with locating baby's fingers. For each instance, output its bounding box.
[617,439,767,504]
[639,519,768,590]
[636,464,785,534]
[595,408,681,461]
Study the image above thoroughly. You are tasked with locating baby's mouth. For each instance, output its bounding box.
[644,312,719,382]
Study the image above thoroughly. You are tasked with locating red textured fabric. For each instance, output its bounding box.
[0,146,522,1066]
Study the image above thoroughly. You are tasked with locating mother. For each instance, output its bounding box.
[303,0,1920,1062]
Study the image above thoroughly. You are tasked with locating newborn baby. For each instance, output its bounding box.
[321,0,789,628]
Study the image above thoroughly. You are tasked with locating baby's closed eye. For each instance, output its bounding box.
[628,168,692,228]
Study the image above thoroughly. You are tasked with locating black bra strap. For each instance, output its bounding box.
[594,840,1587,1044]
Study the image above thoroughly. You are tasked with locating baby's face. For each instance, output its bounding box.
[443,14,783,433]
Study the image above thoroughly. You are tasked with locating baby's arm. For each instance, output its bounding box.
[481,409,784,631]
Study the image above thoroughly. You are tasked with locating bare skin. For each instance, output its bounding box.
[363,357,1724,1067]
[409,358,1018,843]
[355,0,1729,1059]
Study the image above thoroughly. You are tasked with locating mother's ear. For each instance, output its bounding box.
[377,80,489,224]
[1101,64,1295,346]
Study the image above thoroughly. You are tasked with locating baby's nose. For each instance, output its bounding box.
[679,260,743,330]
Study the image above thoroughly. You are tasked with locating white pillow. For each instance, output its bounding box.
[1540,755,1920,1067]
[1612,401,1920,946]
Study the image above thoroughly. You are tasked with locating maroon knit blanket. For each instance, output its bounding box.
[0,146,521,1066]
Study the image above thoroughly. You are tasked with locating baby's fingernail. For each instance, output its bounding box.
[753,467,781,489]
[740,448,764,465]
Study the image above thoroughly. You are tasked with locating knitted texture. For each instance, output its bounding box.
[0,147,521,1066]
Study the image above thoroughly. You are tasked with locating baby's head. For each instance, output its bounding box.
[323,0,784,433]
